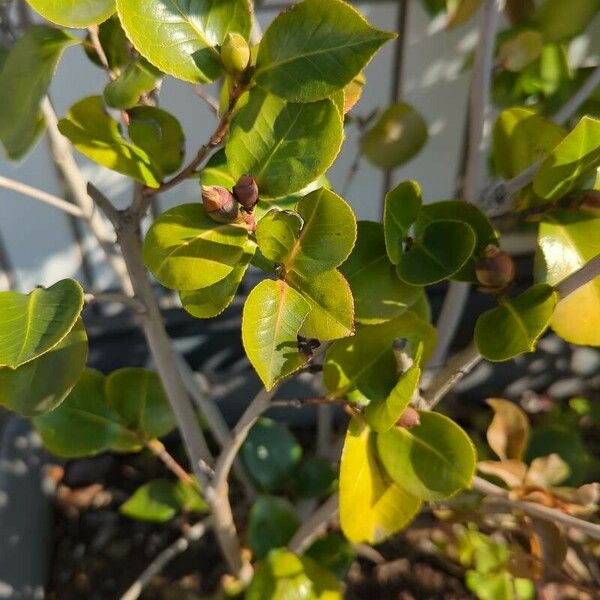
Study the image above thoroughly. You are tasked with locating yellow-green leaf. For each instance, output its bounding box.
[383,180,422,265]
[242,279,311,390]
[26,0,115,28]
[339,418,421,544]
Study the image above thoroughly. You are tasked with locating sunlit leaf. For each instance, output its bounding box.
[383,180,422,265]
[26,0,115,27]
[103,58,161,110]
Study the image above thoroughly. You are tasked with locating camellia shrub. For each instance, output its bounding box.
[0,0,599,597]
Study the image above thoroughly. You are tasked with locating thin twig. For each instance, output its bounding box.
[146,438,194,486]
[0,175,85,218]
[193,86,220,115]
[83,291,145,312]
[426,0,500,371]
[422,252,600,408]
[288,493,339,553]
[120,518,211,600]
[480,64,600,216]
[473,476,600,540]
[87,25,117,81]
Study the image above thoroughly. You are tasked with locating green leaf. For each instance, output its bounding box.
[248,495,300,559]
[305,533,354,580]
[180,241,255,319]
[475,284,558,361]
[534,0,600,42]
[340,221,421,325]
[287,269,354,341]
[226,90,343,198]
[247,550,342,600]
[103,57,161,110]
[492,107,566,180]
[116,0,251,83]
[33,368,138,457]
[364,356,421,433]
[361,103,428,169]
[143,203,249,291]
[242,279,311,389]
[257,188,357,275]
[105,368,176,439]
[533,116,600,201]
[254,0,395,103]
[414,201,499,281]
[242,417,303,492]
[0,278,84,368]
[377,411,477,501]
[324,312,437,401]
[26,0,115,27]
[120,479,207,522]
[58,96,161,187]
[293,457,337,499]
[127,106,185,179]
[536,210,600,346]
[383,181,422,265]
[397,220,476,285]
[339,418,421,544]
[0,26,79,160]
[0,319,88,417]
[84,15,129,70]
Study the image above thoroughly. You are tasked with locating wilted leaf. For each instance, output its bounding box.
[486,398,530,461]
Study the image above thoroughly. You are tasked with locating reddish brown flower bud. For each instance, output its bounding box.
[233,174,259,211]
[476,245,515,290]
[397,407,420,429]
[242,212,256,232]
[201,185,240,223]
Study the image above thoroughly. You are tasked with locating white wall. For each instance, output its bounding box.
[1,2,596,292]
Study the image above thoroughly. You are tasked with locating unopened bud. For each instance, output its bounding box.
[397,407,420,429]
[476,245,515,290]
[201,185,240,223]
[221,32,250,74]
[233,174,259,211]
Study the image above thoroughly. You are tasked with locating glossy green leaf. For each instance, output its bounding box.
[58,96,161,187]
[257,188,357,275]
[377,411,477,501]
[383,181,422,265]
[143,203,249,291]
[287,269,354,341]
[33,368,137,457]
[0,319,88,417]
[533,116,600,201]
[242,417,303,492]
[397,220,476,285]
[249,495,300,559]
[180,241,255,319]
[247,550,342,600]
[0,279,84,368]
[324,312,436,401]
[339,418,421,544]
[364,357,421,433]
[254,0,395,102]
[294,457,336,499]
[340,221,421,324]
[120,479,207,522]
[492,109,565,180]
[0,26,79,160]
[116,0,251,83]
[537,210,600,346]
[226,89,343,198]
[26,0,115,27]
[242,279,311,389]
[534,0,600,42]
[414,201,498,281]
[305,533,354,580]
[475,284,558,361]
[200,147,237,189]
[105,368,176,439]
[127,106,185,179]
[361,103,428,169]
[103,58,161,110]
